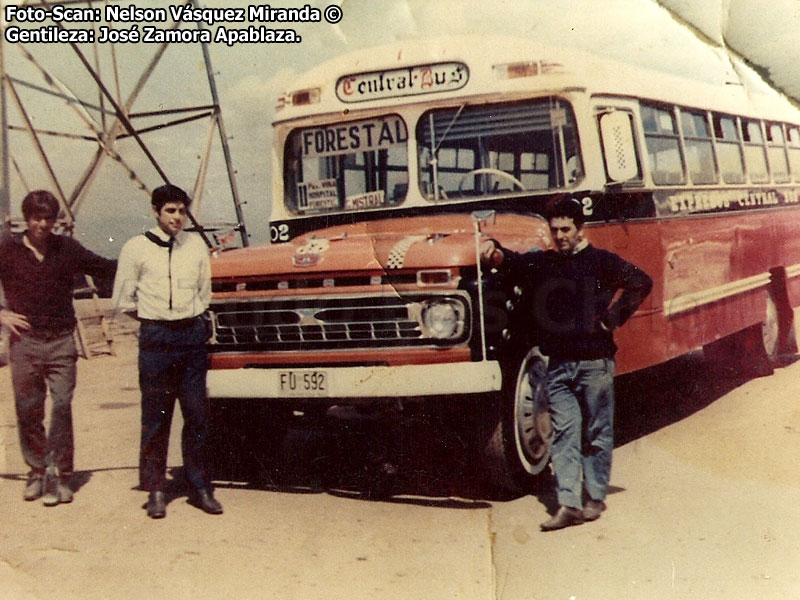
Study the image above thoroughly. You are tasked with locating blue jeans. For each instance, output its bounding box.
[138,318,210,492]
[546,358,615,509]
[9,330,77,476]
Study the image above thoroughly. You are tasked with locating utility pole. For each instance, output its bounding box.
[0,11,10,227]
[0,12,8,365]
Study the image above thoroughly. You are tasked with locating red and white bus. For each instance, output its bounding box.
[206,35,800,490]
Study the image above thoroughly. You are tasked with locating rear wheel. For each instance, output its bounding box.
[483,347,553,493]
[757,293,780,365]
[704,292,782,377]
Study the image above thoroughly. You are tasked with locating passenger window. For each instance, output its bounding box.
[766,123,790,183]
[787,127,800,183]
[741,119,768,183]
[641,104,685,185]
[679,110,717,184]
[713,115,744,184]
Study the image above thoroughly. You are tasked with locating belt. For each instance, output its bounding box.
[138,316,201,330]
[24,326,74,340]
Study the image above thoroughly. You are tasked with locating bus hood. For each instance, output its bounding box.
[211,213,551,278]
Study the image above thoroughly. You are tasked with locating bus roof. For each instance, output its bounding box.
[274,34,800,125]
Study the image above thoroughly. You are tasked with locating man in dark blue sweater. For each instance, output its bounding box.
[0,190,116,506]
[481,198,652,531]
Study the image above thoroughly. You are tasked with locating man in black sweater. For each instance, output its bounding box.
[481,198,652,531]
[0,190,117,506]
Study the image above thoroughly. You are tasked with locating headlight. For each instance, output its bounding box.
[421,299,465,339]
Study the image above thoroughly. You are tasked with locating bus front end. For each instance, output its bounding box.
[205,36,599,491]
[207,215,515,401]
[206,211,556,490]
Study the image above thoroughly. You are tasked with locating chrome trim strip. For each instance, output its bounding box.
[785,263,800,279]
[664,272,770,317]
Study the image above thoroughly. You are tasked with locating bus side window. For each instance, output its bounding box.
[679,109,717,184]
[641,104,685,185]
[713,114,745,184]
[742,119,769,183]
[766,123,790,183]
[787,126,800,183]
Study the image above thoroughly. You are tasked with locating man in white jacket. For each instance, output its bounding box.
[113,184,222,519]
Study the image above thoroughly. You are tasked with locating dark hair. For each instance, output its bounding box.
[21,190,59,220]
[151,184,191,212]
[545,197,585,228]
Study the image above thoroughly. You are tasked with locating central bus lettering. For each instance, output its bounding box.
[336,62,469,103]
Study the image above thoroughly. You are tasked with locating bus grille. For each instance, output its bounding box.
[208,292,470,351]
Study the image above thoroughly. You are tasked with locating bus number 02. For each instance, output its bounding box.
[270,223,290,242]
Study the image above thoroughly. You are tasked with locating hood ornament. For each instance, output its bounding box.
[292,237,331,267]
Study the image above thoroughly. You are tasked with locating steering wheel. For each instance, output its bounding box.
[457,168,526,194]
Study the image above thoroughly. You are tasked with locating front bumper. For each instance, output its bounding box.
[206,360,502,400]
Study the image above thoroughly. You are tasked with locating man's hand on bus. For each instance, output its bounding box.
[479,238,504,268]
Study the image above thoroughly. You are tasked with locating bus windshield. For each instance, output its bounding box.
[417,97,582,201]
[283,114,409,215]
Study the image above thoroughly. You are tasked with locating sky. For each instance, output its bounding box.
[2,0,800,257]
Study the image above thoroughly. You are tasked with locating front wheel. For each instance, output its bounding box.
[483,347,553,493]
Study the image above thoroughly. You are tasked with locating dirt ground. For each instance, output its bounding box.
[0,303,799,599]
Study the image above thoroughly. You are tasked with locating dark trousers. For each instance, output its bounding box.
[138,319,210,492]
[9,331,77,476]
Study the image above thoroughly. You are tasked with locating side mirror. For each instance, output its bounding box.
[599,111,638,183]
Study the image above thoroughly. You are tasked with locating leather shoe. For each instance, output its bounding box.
[191,488,223,515]
[42,470,59,507]
[583,499,606,521]
[146,491,166,519]
[23,473,43,501]
[57,481,74,504]
[540,506,584,531]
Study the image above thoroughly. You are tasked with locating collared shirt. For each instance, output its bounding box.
[571,238,589,255]
[0,232,117,330]
[23,234,46,262]
[112,227,210,321]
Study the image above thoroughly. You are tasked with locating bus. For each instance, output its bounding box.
[205,35,800,491]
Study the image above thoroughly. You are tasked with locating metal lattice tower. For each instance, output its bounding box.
[0,0,249,248]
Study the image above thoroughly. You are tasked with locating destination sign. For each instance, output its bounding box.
[335,62,468,103]
[300,115,407,158]
[345,190,385,210]
[297,178,339,212]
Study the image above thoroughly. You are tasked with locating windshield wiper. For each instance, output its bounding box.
[429,103,467,201]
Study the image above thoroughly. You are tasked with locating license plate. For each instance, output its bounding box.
[278,370,329,396]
